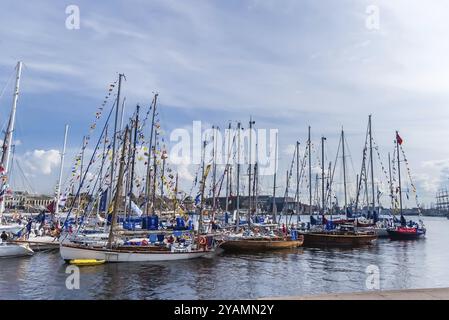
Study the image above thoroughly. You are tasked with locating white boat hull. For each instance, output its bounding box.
[0,224,24,234]
[357,227,390,238]
[12,237,60,251]
[60,244,212,262]
[0,243,34,258]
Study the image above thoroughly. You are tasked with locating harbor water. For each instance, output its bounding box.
[0,216,448,300]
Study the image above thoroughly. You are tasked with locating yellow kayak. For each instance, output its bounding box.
[69,259,106,266]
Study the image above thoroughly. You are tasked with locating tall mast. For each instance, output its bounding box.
[78,135,86,211]
[173,173,178,216]
[127,105,139,218]
[151,131,159,215]
[355,173,359,212]
[388,152,394,212]
[107,126,129,249]
[396,132,403,217]
[308,126,312,216]
[225,122,232,212]
[160,151,166,213]
[199,140,207,233]
[236,122,241,232]
[212,125,217,212]
[272,131,278,223]
[321,137,326,216]
[0,61,23,214]
[368,115,376,215]
[327,161,332,215]
[119,97,127,132]
[248,117,254,214]
[253,162,258,215]
[229,166,233,212]
[55,124,69,214]
[145,94,158,216]
[341,128,348,211]
[296,141,300,217]
[98,125,108,218]
[284,170,289,218]
[108,73,124,210]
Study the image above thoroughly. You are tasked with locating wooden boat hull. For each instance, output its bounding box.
[60,244,213,262]
[301,232,377,247]
[0,243,34,258]
[219,236,304,252]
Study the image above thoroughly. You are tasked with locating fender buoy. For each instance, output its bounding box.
[142,239,149,246]
[199,236,207,246]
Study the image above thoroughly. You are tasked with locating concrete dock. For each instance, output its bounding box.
[261,287,449,300]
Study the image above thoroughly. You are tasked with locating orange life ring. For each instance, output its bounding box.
[199,236,207,245]
[142,239,149,246]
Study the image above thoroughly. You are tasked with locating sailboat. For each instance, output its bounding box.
[10,125,68,251]
[0,239,34,258]
[60,83,214,262]
[386,131,426,240]
[219,124,304,252]
[301,130,377,248]
[0,61,36,258]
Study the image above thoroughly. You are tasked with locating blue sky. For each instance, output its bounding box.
[1,0,449,207]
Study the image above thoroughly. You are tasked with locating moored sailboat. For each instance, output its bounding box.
[218,126,303,252]
[387,131,426,240]
[60,87,214,262]
[301,131,377,247]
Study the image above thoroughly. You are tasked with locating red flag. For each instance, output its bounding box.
[396,132,403,145]
[46,201,55,214]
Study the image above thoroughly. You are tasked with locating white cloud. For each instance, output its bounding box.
[21,149,60,175]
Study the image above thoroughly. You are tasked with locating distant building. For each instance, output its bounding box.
[208,195,317,214]
[5,191,54,211]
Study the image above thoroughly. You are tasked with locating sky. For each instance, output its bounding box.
[1,0,449,208]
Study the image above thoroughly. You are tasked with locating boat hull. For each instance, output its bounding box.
[219,237,304,252]
[357,227,389,238]
[0,243,34,258]
[60,244,212,262]
[11,239,59,251]
[301,232,377,247]
[387,229,426,240]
